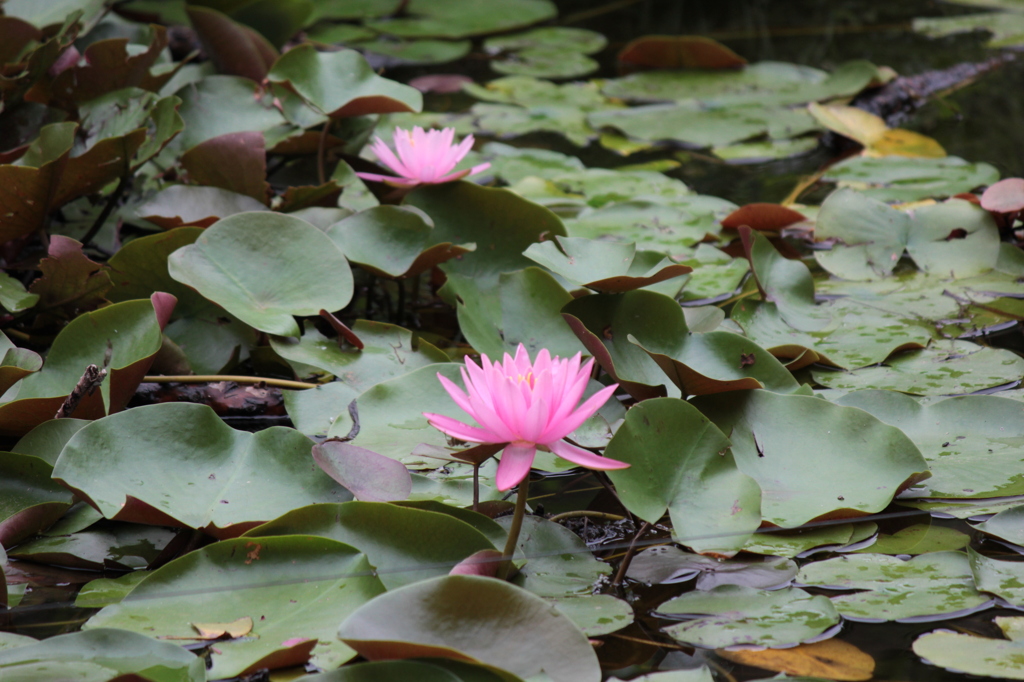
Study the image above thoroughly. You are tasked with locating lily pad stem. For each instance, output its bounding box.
[142,375,317,389]
[611,521,651,588]
[496,476,530,581]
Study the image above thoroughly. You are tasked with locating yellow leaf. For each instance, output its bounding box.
[191,616,254,640]
[866,128,946,158]
[808,103,888,147]
[716,638,875,681]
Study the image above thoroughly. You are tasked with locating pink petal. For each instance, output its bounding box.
[439,372,517,442]
[547,439,630,471]
[538,382,618,443]
[496,443,537,491]
[436,162,491,184]
[424,412,503,444]
[371,136,412,177]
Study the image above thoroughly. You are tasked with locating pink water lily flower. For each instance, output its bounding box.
[424,345,630,491]
[357,126,491,188]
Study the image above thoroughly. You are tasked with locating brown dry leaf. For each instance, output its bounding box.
[716,638,874,681]
[618,35,746,71]
[191,616,254,640]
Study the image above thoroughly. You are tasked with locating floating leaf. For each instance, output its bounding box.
[187,5,279,81]
[404,181,567,285]
[717,639,875,681]
[171,75,290,152]
[338,575,601,682]
[605,398,760,555]
[0,629,204,682]
[813,341,1024,395]
[981,176,1024,213]
[360,39,471,67]
[0,451,73,548]
[551,594,633,637]
[974,504,1024,545]
[168,211,353,337]
[914,626,1024,680]
[525,236,691,293]
[853,523,969,555]
[75,571,150,608]
[797,552,992,622]
[694,389,930,528]
[312,442,413,503]
[363,0,557,39]
[742,523,878,558]
[443,268,586,359]
[627,545,797,590]
[0,331,42,398]
[86,535,385,678]
[325,205,473,278]
[270,320,448,391]
[836,391,1024,500]
[268,45,421,118]
[180,131,269,204]
[0,295,173,436]
[8,521,174,570]
[658,585,840,649]
[822,155,1000,203]
[814,188,911,280]
[905,198,1000,277]
[500,515,610,597]
[53,402,351,537]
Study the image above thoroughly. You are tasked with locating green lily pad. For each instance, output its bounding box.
[550,594,633,637]
[283,382,361,437]
[974,504,1024,545]
[0,631,35,651]
[0,272,39,313]
[602,59,882,106]
[815,188,910,280]
[404,182,567,286]
[170,75,290,152]
[712,136,819,162]
[306,23,379,45]
[524,236,691,293]
[465,75,610,110]
[0,451,73,548]
[8,521,174,570]
[906,198,1001,277]
[75,570,150,608]
[605,398,760,555]
[136,185,268,229]
[268,45,421,117]
[836,391,1024,499]
[627,545,797,589]
[813,341,1024,395]
[491,48,599,79]
[271,320,448,391]
[914,11,1024,48]
[565,200,727,256]
[0,295,172,436]
[478,142,585,185]
[472,102,596,147]
[0,331,41,398]
[11,418,87,467]
[86,535,385,678]
[338,575,601,682]
[485,27,606,55]
[243,501,495,588]
[658,585,840,649]
[168,211,354,337]
[914,625,1024,680]
[742,522,879,558]
[822,155,1000,203]
[853,523,969,555]
[499,515,610,597]
[53,402,351,537]
[325,206,474,278]
[294,658,523,682]
[741,227,828,331]
[694,389,930,528]
[360,39,471,66]
[364,0,557,39]
[0,629,203,682]
[561,290,679,400]
[679,245,751,301]
[970,547,1024,606]
[797,551,992,622]
[589,101,818,149]
[443,268,586,359]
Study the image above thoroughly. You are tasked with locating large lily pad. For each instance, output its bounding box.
[914,617,1024,679]
[658,585,840,649]
[270,320,448,391]
[694,389,930,527]
[970,547,1024,606]
[813,341,1024,395]
[604,398,761,555]
[0,629,203,682]
[0,451,74,547]
[499,515,610,597]
[821,155,1000,203]
[524,236,691,293]
[364,0,557,39]
[53,402,351,537]
[796,551,992,622]
[325,206,474,278]
[8,521,174,570]
[338,575,601,682]
[167,211,353,337]
[85,535,386,678]
[973,504,1024,545]
[268,45,421,118]
[0,295,173,436]
[243,501,495,588]
[837,391,1024,499]
[565,200,726,257]
[404,182,567,286]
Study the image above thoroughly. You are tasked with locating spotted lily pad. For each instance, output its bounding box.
[974,504,1024,545]
[658,585,840,649]
[914,617,1024,679]
[796,552,993,622]
[814,341,1024,395]
[742,523,879,558]
[364,0,557,39]
[821,155,1000,203]
[627,545,797,590]
[970,547,1024,606]
[524,236,691,293]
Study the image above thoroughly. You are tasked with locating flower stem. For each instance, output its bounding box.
[496,476,530,580]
